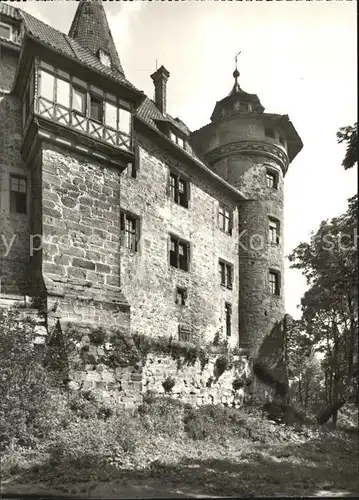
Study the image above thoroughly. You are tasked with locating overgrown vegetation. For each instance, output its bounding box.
[1,308,358,497]
[52,326,212,372]
[287,123,358,423]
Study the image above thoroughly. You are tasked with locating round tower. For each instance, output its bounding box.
[192,66,302,357]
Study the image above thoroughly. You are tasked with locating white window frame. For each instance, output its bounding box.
[0,22,13,41]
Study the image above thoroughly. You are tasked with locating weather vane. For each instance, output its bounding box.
[234,51,241,71]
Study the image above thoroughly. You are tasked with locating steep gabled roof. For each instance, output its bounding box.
[69,0,124,76]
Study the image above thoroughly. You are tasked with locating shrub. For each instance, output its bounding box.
[184,404,249,442]
[232,377,245,391]
[48,408,147,474]
[214,354,231,379]
[67,389,116,421]
[88,327,106,345]
[0,309,56,450]
[137,395,185,436]
[162,376,176,393]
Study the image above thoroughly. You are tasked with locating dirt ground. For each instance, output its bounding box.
[2,428,358,498]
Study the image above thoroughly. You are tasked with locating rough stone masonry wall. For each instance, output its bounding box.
[225,153,285,355]
[120,132,240,348]
[0,46,30,295]
[37,144,130,331]
[142,353,251,408]
[66,329,251,411]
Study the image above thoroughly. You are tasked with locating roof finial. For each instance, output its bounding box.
[229,51,241,95]
[233,51,241,82]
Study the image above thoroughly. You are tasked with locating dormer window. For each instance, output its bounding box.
[0,22,12,40]
[98,49,111,68]
[170,131,185,150]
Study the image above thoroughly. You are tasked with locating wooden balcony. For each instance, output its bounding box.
[37,96,131,152]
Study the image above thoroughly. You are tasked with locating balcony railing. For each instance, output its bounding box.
[37,97,131,151]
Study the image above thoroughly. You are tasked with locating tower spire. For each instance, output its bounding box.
[69,0,124,75]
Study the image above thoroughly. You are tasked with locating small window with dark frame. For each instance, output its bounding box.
[219,205,232,235]
[10,175,27,214]
[265,127,275,139]
[120,211,140,251]
[225,302,232,337]
[178,325,192,343]
[268,218,280,245]
[176,287,187,306]
[89,94,103,122]
[269,270,280,296]
[266,169,278,189]
[219,260,233,289]
[170,235,190,271]
[169,172,189,208]
[170,131,186,150]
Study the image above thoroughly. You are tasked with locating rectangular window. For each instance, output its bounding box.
[169,172,189,208]
[170,235,189,271]
[90,94,103,122]
[120,211,140,251]
[105,101,117,129]
[269,271,280,296]
[176,287,187,306]
[219,260,233,289]
[269,218,280,245]
[72,87,87,114]
[170,130,186,149]
[119,108,131,136]
[10,175,27,214]
[0,23,12,40]
[57,78,70,108]
[39,70,55,102]
[225,303,232,337]
[178,325,192,343]
[219,205,232,235]
[266,169,278,189]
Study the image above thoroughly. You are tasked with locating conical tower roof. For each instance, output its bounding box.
[69,0,124,75]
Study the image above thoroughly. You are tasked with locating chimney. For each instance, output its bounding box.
[150,65,170,115]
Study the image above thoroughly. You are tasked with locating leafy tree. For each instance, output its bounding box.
[336,122,358,170]
[286,316,324,412]
[288,194,358,423]
[0,308,50,449]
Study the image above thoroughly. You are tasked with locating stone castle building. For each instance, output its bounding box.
[0,1,302,362]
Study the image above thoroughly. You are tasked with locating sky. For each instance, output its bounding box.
[16,0,357,318]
